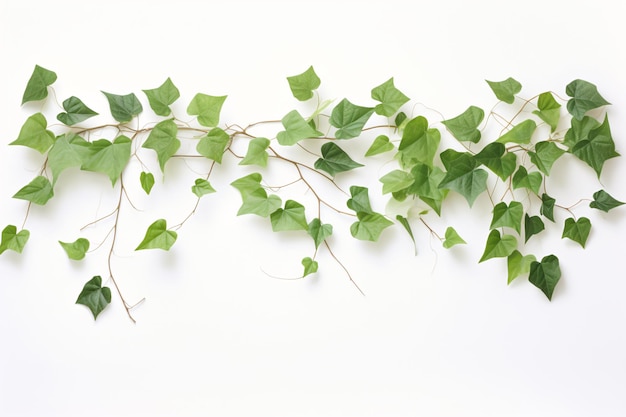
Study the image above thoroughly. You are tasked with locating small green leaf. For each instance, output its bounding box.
[532,92,561,132]
[187,93,227,127]
[329,99,374,139]
[59,238,90,261]
[512,166,542,195]
[490,201,523,234]
[496,119,537,144]
[240,137,270,167]
[0,225,30,255]
[81,136,132,186]
[142,119,180,171]
[566,79,610,120]
[22,65,57,104]
[371,77,410,116]
[524,214,545,243]
[441,106,484,143]
[140,172,155,194]
[270,200,308,231]
[438,153,488,207]
[346,186,373,214]
[396,215,417,254]
[75,276,111,320]
[307,218,333,249]
[479,229,517,263]
[101,91,143,123]
[379,170,414,194]
[562,217,591,248]
[314,142,364,176]
[507,250,536,284]
[276,110,323,145]
[143,77,180,116]
[365,135,394,156]
[13,176,54,205]
[191,178,216,197]
[9,113,55,154]
[528,141,565,175]
[590,190,624,212]
[474,142,517,180]
[529,255,561,300]
[196,127,230,163]
[135,219,177,251]
[350,212,393,242]
[397,116,440,168]
[302,257,319,277]
[236,188,282,217]
[443,226,466,249]
[395,112,407,128]
[486,77,522,104]
[540,193,556,222]
[286,66,321,101]
[48,133,92,185]
[569,115,619,177]
[56,96,99,126]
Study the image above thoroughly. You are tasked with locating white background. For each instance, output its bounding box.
[1,0,626,416]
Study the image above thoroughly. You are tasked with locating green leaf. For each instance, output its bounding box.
[496,119,537,144]
[512,166,542,195]
[286,66,321,101]
[350,212,393,242]
[307,218,333,249]
[540,193,556,222]
[371,77,410,116]
[142,119,180,171]
[22,65,57,104]
[395,215,417,254]
[486,77,522,104]
[75,276,111,320]
[379,170,414,194]
[395,112,407,127]
[443,226,466,249]
[143,77,180,116]
[365,135,394,156]
[196,127,230,163]
[397,116,440,168]
[13,176,54,205]
[191,178,216,197]
[47,133,92,184]
[240,137,270,167]
[187,93,227,127]
[329,99,374,139]
[563,115,599,149]
[135,219,177,251]
[81,136,132,185]
[524,214,545,243]
[562,217,591,248]
[140,172,155,194]
[270,200,308,231]
[590,190,625,212]
[236,188,282,217]
[9,113,55,154]
[569,115,619,177]
[56,96,99,126]
[566,79,610,120]
[346,186,373,214]
[0,225,30,255]
[407,164,448,215]
[532,92,561,132]
[490,201,523,234]
[302,257,319,277]
[59,238,90,261]
[101,91,143,123]
[231,172,263,196]
[528,141,565,175]
[529,255,561,300]
[474,142,517,180]
[479,229,517,263]
[314,142,364,176]
[276,110,323,145]
[441,106,484,143]
[438,153,488,206]
[507,250,536,284]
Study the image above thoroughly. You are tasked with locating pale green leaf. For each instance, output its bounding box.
[512,166,542,195]
[142,119,180,171]
[486,77,522,104]
[443,226,466,249]
[187,93,227,127]
[479,229,517,263]
[135,219,177,251]
[302,257,319,277]
[532,92,561,132]
[397,116,440,168]
[496,119,536,144]
[270,200,308,231]
[196,127,230,163]
[379,170,414,194]
[9,113,55,154]
[365,135,394,156]
[371,77,410,116]
[81,136,132,185]
[59,238,90,261]
[396,215,417,254]
[441,106,484,143]
[0,225,30,255]
[474,142,517,180]
[191,178,216,197]
[407,164,448,215]
[438,153,488,206]
[287,66,321,101]
[13,176,54,205]
[307,218,333,249]
[236,188,282,217]
[490,201,523,234]
[507,250,536,284]
[350,212,393,242]
[22,65,57,104]
[140,172,155,194]
[528,141,565,175]
[276,110,323,145]
[346,186,372,214]
[239,137,270,167]
[47,133,92,184]
[231,173,263,196]
[143,77,180,116]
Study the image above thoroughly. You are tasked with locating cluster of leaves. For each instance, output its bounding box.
[1,65,622,321]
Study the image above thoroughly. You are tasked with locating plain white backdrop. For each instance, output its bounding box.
[1,0,626,416]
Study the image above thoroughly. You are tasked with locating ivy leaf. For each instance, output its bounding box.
[490,201,523,234]
[276,110,323,145]
[346,186,372,214]
[407,164,448,216]
[438,153,488,206]
[441,106,484,143]
[365,135,394,156]
[135,219,177,251]
[532,92,561,132]
[314,142,363,176]
[350,212,393,242]
[474,142,517,180]
[443,226,466,249]
[81,136,131,186]
[302,257,319,277]
[524,214,545,243]
[329,98,374,139]
[395,215,417,254]
[142,77,180,116]
[196,127,230,163]
[187,93,227,127]
[507,250,536,284]
[496,119,537,144]
[529,255,561,300]
[486,77,522,104]
[379,170,414,194]
[231,172,263,195]
[569,115,619,177]
[191,178,216,197]
[0,225,30,255]
[101,91,143,123]
[562,217,591,248]
[75,276,111,320]
[512,166,542,195]
[270,200,308,231]
[286,66,321,101]
[140,172,155,194]
[9,113,55,154]
[528,141,565,175]
[395,112,407,127]
[59,238,90,261]
[47,133,92,185]
[371,77,410,116]
[479,229,517,263]
[398,116,440,168]
[240,137,270,167]
[563,115,599,149]
[22,65,57,104]
[307,218,333,249]
[56,96,99,126]
[142,119,180,171]
[590,190,624,212]
[236,188,282,217]
[540,193,556,222]
[13,176,54,205]
[566,79,610,120]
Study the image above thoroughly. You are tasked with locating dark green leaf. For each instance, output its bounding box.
[47,133,92,184]
[443,226,466,249]
[239,137,270,167]
[75,276,111,320]
[474,142,517,180]
[346,186,372,214]
[196,127,230,163]
[302,257,319,277]
[59,238,90,261]
[191,178,216,197]
[330,98,375,139]
[314,142,364,176]
[142,119,180,171]
[395,112,407,127]
[270,200,308,231]
[371,77,410,116]
[81,136,132,185]
[398,116,440,168]
[101,91,143,123]
[287,66,321,101]
[529,255,561,300]
[441,106,484,143]
[9,113,55,154]
[490,201,523,234]
[135,219,177,250]
[13,176,54,205]
[438,153,488,206]
[142,77,180,116]
[365,135,394,156]
[0,225,30,255]
[496,119,536,144]
[350,212,393,242]
[512,166,542,195]
[524,214,545,243]
[486,77,522,104]
[507,250,536,284]
[57,96,99,126]
[566,79,610,120]
[22,65,57,104]
[140,172,155,194]
[563,115,599,149]
[380,170,414,194]
[187,93,227,127]
[540,193,556,222]
[479,229,517,263]
[529,141,565,175]
[562,217,591,248]
[307,218,333,249]
[532,92,561,132]
[276,110,323,145]
[569,115,619,177]
[590,190,624,212]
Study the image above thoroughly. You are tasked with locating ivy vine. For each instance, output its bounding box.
[1,65,622,322]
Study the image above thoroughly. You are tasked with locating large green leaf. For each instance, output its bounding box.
[590,190,624,212]
[329,99,374,139]
[496,119,536,144]
[187,93,227,127]
[22,65,57,104]
[528,141,565,175]
[276,110,323,145]
[486,77,522,104]
[142,119,180,171]
[569,115,619,177]
[566,79,610,120]
[474,142,517,180]
[270,200,308,231]
[81,136,132,185]
[438,153,488,206]
[562,217,591,248]
[365,135,394,156]
[75,276,111,320]
[10,113,55,154]
[286,66,321,101]
[47,133,92,184]
[196,127,230,163]
[379,170,414,194]
[307,218,333,249]
[13,176,54,205]
[507,250,536,284]
[350,212,393,242]
[101,91,143,123]
[0,225,30,255]
[346,186,373,214]
[314,142,363,176]
[371,77,410,116]
[532,92,561,132]
[240,137,270,167]
[441,106,484,143]
[398,116,440,168]
[490,201,523,234]
[191,178,216,197]
[59,238,90,261]
[479,229,517,263]
[57,96,99,126]
[512,166,542,195]
[135,219,177,250]
[563,115,599,149]
[529,255,561,300]
[143,77,180,116]
[443,226,466,249]
[524,214,545,243]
